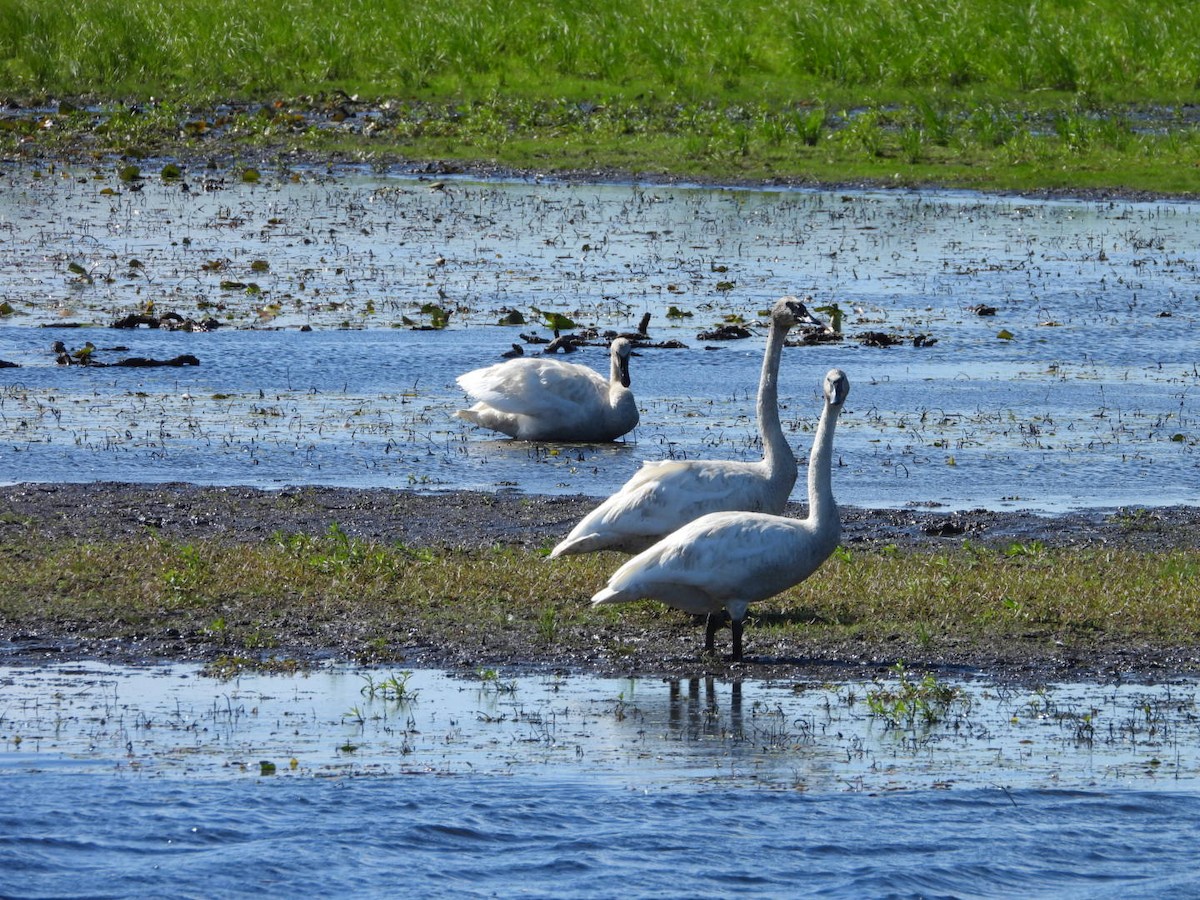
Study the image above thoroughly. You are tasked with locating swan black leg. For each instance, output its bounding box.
[731,617,744,663]
[704,614,720,652]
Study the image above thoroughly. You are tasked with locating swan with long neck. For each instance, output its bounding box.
[591,368,849,662]
[550,297,822,557]
[455,338,638,442]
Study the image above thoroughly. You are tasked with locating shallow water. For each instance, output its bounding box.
[0,169,1197,511]
[2,663,1199,897]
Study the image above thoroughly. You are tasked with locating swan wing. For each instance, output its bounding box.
[593,512,807,612]
[457,358,608,419]
[552,459,774,556]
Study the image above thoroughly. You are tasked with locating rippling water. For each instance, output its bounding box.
[6,777,1199,898]
[2,664,1199,897]
[1,170,1198,511]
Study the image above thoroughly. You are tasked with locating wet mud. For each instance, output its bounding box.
[4,481,1198,553]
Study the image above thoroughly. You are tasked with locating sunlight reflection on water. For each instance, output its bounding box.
[3,662,1197,792]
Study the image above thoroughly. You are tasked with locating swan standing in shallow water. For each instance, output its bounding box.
[550,297,822,557]
[455,338,638,442]
[591,368,849,662]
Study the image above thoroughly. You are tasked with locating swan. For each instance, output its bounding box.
[590,368,849,662]
[550,296,822,557]
[455,337,638,442]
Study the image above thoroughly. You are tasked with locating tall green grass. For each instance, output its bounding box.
[1,0,1198,103]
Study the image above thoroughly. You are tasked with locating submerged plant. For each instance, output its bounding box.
[866,662,966,730]
[360,670,420,703]
[476,667,518,693]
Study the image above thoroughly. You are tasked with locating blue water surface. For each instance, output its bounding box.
[3,777,1198,899]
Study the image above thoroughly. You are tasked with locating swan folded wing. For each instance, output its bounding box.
[593,512,804,613]
[550,477,666,555]
[596,460,774,532]
[555,463,737,555]
[456,359,607,419]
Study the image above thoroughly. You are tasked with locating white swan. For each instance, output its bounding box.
[591,368,849,662]
[455,338,638,442]
[550,297,821,557]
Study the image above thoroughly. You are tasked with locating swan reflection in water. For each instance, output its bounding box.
[664,677,744,742]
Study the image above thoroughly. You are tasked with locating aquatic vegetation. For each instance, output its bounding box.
[866,662,967,730]
[360,670,419,703]
[2,173,1195,509]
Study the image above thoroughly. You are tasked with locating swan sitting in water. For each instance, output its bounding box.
[550,296,822,557]
[591,368,849,662]
[455,338,638,442]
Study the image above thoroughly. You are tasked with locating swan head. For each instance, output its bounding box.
[773,295,825,331]
[610,337,633,388]
[824,368,850,406]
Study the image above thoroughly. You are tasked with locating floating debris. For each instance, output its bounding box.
[51,340,199,368]
[857,331,903,347]
[789,328,843,346]
[544,333,583,353]
[112,312,222,331]
[697,323,751,340]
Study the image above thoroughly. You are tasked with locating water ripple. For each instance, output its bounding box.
[3,780,1200,898]
[4,665,1200,897]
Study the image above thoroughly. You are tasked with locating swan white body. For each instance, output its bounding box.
[591,368,849,661]
[455,338,638,442]
[550,297,821,557]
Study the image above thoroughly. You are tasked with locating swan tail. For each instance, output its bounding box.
[548,534,593,558]
[590,586,627,606]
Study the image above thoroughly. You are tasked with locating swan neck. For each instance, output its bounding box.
[758,318,792,476]
[807,399,841,524]
[610,347,631,389]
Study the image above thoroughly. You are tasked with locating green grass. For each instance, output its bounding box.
[1,529,1196,667]
[2,0,1199,193]
[2,0,1197,103]
[772,542,1200,645]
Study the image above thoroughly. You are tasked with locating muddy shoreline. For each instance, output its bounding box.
[3,117,1194,206]
[3,482,1200,683]
[5,481,1200,553]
